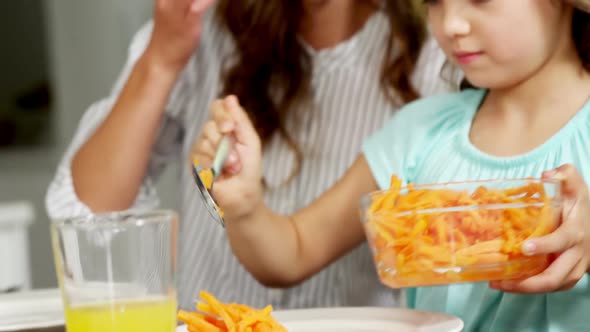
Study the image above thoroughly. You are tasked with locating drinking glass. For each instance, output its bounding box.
[51,210,178,332]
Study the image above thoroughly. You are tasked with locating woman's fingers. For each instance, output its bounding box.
[148,0,214,72]
[189,0,216,15]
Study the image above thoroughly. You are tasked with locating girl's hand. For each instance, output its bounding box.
[145,0,216,73]
[191,95,264,221]
[490,164,590,293]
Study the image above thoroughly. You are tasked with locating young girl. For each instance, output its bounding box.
[194,0,590,330]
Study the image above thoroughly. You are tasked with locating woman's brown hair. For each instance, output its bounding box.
[215,1,426,181]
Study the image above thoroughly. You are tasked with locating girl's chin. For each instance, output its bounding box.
[461,72,515,91]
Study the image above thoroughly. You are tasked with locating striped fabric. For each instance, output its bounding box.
[46,8,453,310]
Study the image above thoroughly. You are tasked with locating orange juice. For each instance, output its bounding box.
[64,296,177,332]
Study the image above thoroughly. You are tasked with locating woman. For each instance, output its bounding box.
[46,0,452,310]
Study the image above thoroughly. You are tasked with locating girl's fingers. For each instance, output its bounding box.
[544,165,589,204]
[492,249,581,293]
[554,165,589,197]
[198,124,240,171]
[526,164,586,255]
[524,221,581,256]
[557,259,588,291]
[192,138,215,166]
[223,151,242,175]
[202,121,223,147]
[211,99,235,133]
[223,95,259,146]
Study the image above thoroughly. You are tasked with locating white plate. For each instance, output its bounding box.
[0,289,64,331]
[177,307,463,332]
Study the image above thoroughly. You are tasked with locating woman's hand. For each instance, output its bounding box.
[145,0,216,73]
[490,164,590,293]
[191,95,264,221]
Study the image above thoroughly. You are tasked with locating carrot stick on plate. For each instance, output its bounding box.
[178,291,287,332]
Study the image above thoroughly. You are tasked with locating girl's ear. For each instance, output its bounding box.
[565,0,590,13]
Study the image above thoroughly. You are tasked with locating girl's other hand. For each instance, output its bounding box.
[191,95,264,221]
[145,0,216,73]
[490,164,590,293]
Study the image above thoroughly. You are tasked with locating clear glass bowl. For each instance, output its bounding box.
[360,178,562,288]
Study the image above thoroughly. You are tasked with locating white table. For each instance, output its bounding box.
[0,291,464,332]
[0,289,64,332]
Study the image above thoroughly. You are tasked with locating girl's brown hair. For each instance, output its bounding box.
[215,1,426,180]
[572,6,590,70]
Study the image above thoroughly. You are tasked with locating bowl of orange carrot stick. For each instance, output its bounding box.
[361,176,562,288]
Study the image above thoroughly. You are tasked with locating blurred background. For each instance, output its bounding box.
[0,0,178,292]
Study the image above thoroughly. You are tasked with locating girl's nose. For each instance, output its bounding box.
[443,6,471,38]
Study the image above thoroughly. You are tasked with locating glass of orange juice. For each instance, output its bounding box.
[51,210,178,332]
